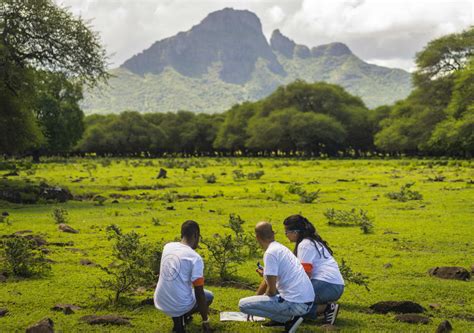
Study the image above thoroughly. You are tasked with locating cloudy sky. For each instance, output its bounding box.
[57,0,472,72]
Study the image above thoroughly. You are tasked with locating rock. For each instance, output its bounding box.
[2,211,9,216]
[435,320,452,333]
[80,315,131,326]
[370,301,424,314]
[383,263,393,269]
[429,303,441,309]
[157,168,167,179]
[0,308,8,317]
[428,266,471,281]
[24,235,48,247]
[80,259,96,267]
[111,200,119,204]
[51,304,81,315]
[58,224,78,234]
[40,186,73,203]
[394,314,430,324]
[26,318,54,333]
[320,324,339,331]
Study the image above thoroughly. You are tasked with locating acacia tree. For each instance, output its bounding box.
[0,0,108,154]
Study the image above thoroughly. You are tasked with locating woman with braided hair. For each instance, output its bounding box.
[283,214,344,325]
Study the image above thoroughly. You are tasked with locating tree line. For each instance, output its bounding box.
[0,0,472,158]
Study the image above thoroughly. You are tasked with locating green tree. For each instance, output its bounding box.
[0,0,108,154]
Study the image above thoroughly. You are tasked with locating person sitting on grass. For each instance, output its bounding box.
[239,221,315,333]
[283,214,344,325]
[154,220,213,333]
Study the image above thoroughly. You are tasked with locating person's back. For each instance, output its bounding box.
[153,220,213,333]
[264,241,314,303]
[154,242,204,316]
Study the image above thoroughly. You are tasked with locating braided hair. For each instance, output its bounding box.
[283,214,334,258]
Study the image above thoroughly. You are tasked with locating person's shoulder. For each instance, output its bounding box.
[298,238,313,249]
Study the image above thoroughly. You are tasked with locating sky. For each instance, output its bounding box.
[56,0,473,72]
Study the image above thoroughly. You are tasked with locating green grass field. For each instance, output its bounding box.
[0,158,473,332]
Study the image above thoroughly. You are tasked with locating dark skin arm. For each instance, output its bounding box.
[194,285,211,332]
[265,276,278,296]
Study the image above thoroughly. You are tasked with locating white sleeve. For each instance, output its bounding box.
[263,253,279,276]
[298,242,316,265]
[191,255,204,281]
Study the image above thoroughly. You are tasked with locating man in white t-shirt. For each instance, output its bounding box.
[154,220,213,333]
[239,222,315,333]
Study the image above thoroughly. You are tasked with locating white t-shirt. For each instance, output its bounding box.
[154,242,204,317]
[263,241,315,303]
[297,238,345,285]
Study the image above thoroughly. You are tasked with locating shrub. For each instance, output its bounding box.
[247,171,264,180]
[324,208,374,234]
[162,191,177,203]
[299,190,320,203]
[100,225,162,304]
[201,233,245,281]
[232,169,245,181]
[386,183,423,202]
[202,174,217,184]
[152,217,161,226]
[0,236,50,277]
[51,207,69,224]
[287,183,305,195]
[340,259,370,291]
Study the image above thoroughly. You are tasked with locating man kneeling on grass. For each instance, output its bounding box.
[239,222,315,333]
[154,220,213,333]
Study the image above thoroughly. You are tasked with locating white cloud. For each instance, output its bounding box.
[55,0,473,71]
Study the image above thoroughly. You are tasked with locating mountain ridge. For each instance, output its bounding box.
[83,8,412,114]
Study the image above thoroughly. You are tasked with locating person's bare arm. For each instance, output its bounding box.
[256,279,267,295]
[194,285,211,332]
[265,275,277,296]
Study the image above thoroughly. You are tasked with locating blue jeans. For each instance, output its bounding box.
[239,295,312,323]
[188,289,214,315]
[305,279,344,320]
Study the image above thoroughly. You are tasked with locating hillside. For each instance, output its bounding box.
[82,8,412,114]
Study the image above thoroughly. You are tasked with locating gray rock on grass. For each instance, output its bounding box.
[26,318,54,333]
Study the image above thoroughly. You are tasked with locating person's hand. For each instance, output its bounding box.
[202,321,213,333]
[256,268,263,277]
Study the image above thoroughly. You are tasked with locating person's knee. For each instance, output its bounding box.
[238,297,252,312]
[205,290,214,305]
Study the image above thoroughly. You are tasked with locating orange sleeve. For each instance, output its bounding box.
[192,277,205,287]
[302,263,313,273]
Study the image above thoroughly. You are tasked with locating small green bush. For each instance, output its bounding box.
[340,259,370,291]
[202,174,217,184]
[299,190,320,203]
[52,207,69,224]
[386,183,423,202]
[247,171,264,180]
[0,237,50,278]
[324,208,374,234]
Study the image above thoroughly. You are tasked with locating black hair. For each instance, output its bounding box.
[283,214,333,258]
[181,220,200,239]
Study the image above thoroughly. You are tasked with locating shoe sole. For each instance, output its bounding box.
[288,317,304,333]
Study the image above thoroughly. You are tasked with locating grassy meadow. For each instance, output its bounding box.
[0,158,473,332]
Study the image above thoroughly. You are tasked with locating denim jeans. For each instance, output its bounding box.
[239,295,312,323]
[304,279,344,320]
[188,289,214,315]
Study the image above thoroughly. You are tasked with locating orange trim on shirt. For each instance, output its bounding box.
[302,263,313,273]
[192,277,205,287]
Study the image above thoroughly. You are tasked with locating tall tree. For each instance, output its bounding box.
[0,0,108,154]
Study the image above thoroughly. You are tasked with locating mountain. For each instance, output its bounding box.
[82,8,412,114]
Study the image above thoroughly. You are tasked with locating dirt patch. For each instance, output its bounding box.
[428,267,471,281]
[370,301,424,314]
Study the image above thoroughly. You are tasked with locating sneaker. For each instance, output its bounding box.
[261,320,285,328]
[324,303,340,325]
[285,316,304,333]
